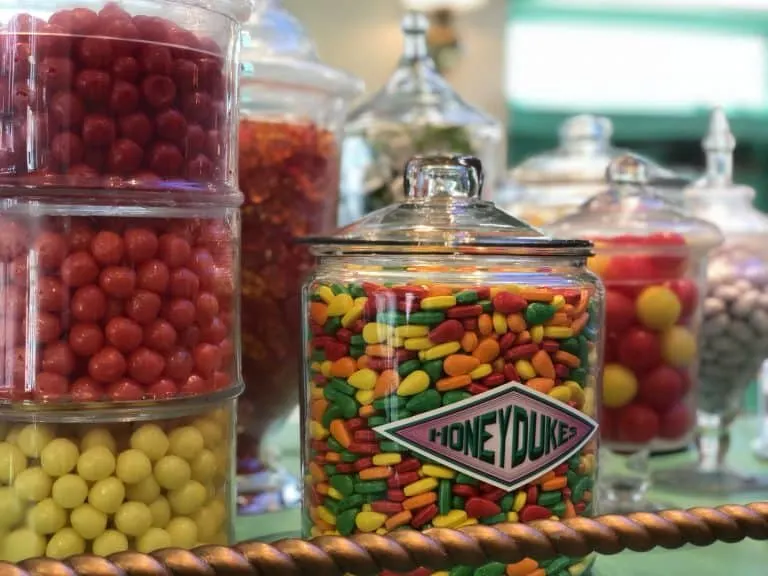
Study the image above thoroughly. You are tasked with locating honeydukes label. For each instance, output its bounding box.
[373,383,598,491]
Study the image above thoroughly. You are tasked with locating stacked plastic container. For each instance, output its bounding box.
[0,0,244,561]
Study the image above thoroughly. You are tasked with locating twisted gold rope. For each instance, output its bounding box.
[3,503,767,576]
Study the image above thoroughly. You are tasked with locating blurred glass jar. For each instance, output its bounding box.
[236,0,363,512]
[338,11,503,227]
[504,115,681,227]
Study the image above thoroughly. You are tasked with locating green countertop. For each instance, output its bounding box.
[235,415,768,576]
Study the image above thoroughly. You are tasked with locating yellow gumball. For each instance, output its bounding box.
[635,286,681,331]
[587,254,611,277]
[661,326,697,367]
[602,363,638,408]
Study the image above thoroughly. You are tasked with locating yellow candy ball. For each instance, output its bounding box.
[80,428,117,454]
[16,425,54,458]
[602,363,638,408]
[46,527,86,559]
[661,326,697,368]
[40,438,79,477]
[168,480,207,515]
[51,474,89,509]
[88,477,126,514]
[0,442,27,484]
[153,454,191,490]
[192,418,224,449]
[0,487,24,530]
[190,449,218,484]
[148,497,172,528]
[193,500,226,541]
[77,446,116,482]
[14,466,52,502]
[70,503,108,540]
[0,528,46,562]
[126,476,161,504]
[635,286,681,331]
[26,498,67,535]
[166,517,198,548]
[114,501,152,537]
[136,526,172,553]
[168,427,204,461]
[130,424,169,462]
[4,425,23,445]
[92,530,129,557]
[116,449,153,484]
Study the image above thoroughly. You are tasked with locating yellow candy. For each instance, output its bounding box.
[136,527,172,553]
[315,286,335,304]
[0,528,46,562]
[661,326,697,368]
[355,511,387,532]
[310,421,329,440]
[602,363,638,408]
[421,464,455,479]
[420,341,461,361]
[513,492,526,511]
[397,370,430,396]
[0,487,24,529]
[543,326,573,339]
[327,487,344,500]
[514,359,536,380]
[565,380,586,408]
[433,509,467,528]
[362,322,393,344]
[46,527,86,559]
[40,438,79,477]
[0,442,27,484]
[341,303,364,328]
[404,337,433,351]
[92,530,129,556]
[492,312,508,335]
[420,296,456,310]
[506,511,519,522]
[17,424,54,458]
[530,325,544,344]
[372,453,402,466]
[317,505,336,525]
[552,294,566,309]
[320,360,333,377]
[636,286,681,331]
[403,477,438,496]
[395,325,429,338]
[549,385,572,404]
[456,518,478,528]
[348,369,377,390]
[469,363,492,380]
[14,466,53,502]
[355,389,375,405]
[327,293,354,317]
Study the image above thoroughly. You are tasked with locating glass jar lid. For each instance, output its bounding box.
[306,155,592,256]
[240,0,363,97]
[547,153,723,253]
[510,115,680,185]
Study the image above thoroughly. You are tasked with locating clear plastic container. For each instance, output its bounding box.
[0,396,236,561]
[338,11,503,227]
[301,155,602,576]
[0,0,244,193]
[548,153,722,512]
[0,200,240,404]
[236,0,363,511]
[504,115,681,227]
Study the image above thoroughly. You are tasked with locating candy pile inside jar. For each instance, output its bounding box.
[238,118,339,460]
[0,406,231,562]
[591,234,700,446]
[0,214,236,402]
[0,3,232,189]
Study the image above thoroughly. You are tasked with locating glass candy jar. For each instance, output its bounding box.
[661,108,768,493]
[548,154,722,512]
[236,0,363,513]
[302,155,603,576]
[338,11,503,227]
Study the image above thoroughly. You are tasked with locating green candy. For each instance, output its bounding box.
[570,368,587,386]
[311,349,326,363]
[543,556,573,575]
[321,404,344,428]
[336,508,358,536]
[376,311,406,325]
[478,299,493,313]
[449,566,474,576]
[560,337,580,356]
[451,496,465,509]
[572,476,591,503]
[367,416,387,427]
[327,437,344,452]
[474,562,507,576]
[354,480,388,494]
[406,389,441,413]
[330,283,348,295]
[550,501,567,518]
[500,494,515,512]
[330,474,354,496]
[407,311,445,325]
[340,451,358,462]
[337,494,364,511]
[439,480,452,515]
[387,410,412,422]
[455,290,479,304]
[350,334,365,347]
[398,359,422,378]
[349,345,365,358]
[335,395,359,419]
[538,491,563,507]
[324,317,342,334]
[349,284,367,299]
[423,359,444,384]
[323,464,336,476]
[323,499,339,515]
[380,440,408,452]
[566,470,579,488]
[525,302,556,325]
[578,335,590,366]
[455,473,478,485]
[374,395,409,411]
[443,390,471,405]
[480,513,507,525]
[328,378,355,396]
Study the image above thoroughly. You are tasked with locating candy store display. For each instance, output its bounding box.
[338,11,502,227]
[0,1,243,193]
[548,153,722,512]
[236,0,363,511]
[302,156,602,576]
[655,108,768,493]
[0,401,234,562]
[0,212,238,403]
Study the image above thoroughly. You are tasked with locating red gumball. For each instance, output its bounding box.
[646,232,688,279]
[665,278,698,320]
[659,402,693,440]
[617,404,660,444]
[604,255,657,284]
[605,289,636,333]
[604,333,620,363]
[600,407,620,441]
[617,327,662,373]
[637,365,686,412]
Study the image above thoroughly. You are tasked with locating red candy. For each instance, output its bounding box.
[617,404,660,444]
[617,327,661,373]
[465,497,502,518]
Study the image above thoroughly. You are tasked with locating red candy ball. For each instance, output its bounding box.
[617,327,662,374]
[637,365,686,412]
[665,278,698,320]
[605,289,636,333]
[617,404,660,444]
[659,402,693,440]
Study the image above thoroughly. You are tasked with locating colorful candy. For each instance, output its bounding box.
[304,280,600,576]
[0,405,232,562]
[0,215,236,402]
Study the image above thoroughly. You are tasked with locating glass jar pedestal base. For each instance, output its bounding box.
[598,447,674,514]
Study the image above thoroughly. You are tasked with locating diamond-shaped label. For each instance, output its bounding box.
[373,382,598,491]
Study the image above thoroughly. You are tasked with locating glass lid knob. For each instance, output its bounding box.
[405,155,484,201]
[606,153,650,186]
